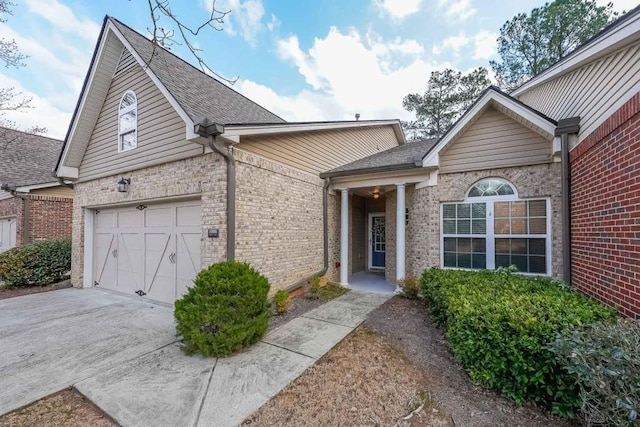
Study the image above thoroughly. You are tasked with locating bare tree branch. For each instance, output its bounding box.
[143,0,238,84]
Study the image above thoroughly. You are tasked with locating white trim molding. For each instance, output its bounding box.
[340,189,349,286]
[395,183,406,287]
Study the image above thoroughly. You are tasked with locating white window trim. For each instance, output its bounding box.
[466,177,519,200]
[440,197,551,276]
[118,90,137,153]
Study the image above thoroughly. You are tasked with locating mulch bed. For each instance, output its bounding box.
[0,388,116,427]
[0,280,71,300]
[365,296,579,427]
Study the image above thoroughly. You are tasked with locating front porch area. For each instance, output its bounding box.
[349,271,396,294]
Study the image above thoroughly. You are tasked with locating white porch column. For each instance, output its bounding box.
[340,189,349,286]
[396,183,406,285]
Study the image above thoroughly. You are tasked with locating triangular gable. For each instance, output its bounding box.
[422,86,557,168]
[56,17,196,179]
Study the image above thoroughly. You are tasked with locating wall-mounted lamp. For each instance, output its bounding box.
[117,178,131,193]
[372,189,380,199]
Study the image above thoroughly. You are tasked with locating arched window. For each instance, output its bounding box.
[118,90,137,152]
[467,178,516,198]
[441,178,550,275]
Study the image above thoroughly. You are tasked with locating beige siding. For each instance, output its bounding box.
[440,107,551,174]
[236,126,399,175]
[78,54,203,182]
[30,186,74,198]
[517,41,640,142]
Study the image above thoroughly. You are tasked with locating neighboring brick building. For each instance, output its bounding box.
[0,128,73,252]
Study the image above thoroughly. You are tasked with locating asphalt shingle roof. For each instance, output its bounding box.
[111,17,285,125]
[0,128,63,187]
[321,138,438,177]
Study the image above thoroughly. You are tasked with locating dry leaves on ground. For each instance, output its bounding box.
[243,326,454,427]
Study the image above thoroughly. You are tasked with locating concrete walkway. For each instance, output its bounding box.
[0,288,389,427]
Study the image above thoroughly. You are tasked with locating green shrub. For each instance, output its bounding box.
[548,319,640,426]
[273,289,290,314]
[174,261,271,357]
[398,276,420,299]
[420,267,615,416]
[0,239,71,287]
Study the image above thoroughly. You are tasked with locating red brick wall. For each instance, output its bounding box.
[570,92,640,318]
[0,196,24,245]
[28,195,73,242]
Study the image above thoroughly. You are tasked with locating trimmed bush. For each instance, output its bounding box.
[273,289,290,314]
[548,319,640,426]
[0,239,71,287]
[174,261,271,357]
[398,276,420,299]
[421,267,615,416]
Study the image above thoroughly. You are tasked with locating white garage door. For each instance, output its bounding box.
[93,200,201,304]
[0,218,17,253]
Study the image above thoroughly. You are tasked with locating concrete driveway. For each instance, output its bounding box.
[0,287,389,427]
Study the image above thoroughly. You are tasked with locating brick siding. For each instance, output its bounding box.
[570,92,640,318]
[29,195,73,242]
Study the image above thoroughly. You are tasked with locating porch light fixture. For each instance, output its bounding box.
[372,189,380,199]
[117,178,131,193]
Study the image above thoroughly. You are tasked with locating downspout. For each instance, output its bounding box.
[1,184,31,244]
[555,117,580,285]
[285,177,330,292]
[195,119,235,261]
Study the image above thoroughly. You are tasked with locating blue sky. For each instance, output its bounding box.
[0,0,636,138]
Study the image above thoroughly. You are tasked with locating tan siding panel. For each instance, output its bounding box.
[518,41,640,142]
[236,126,399,175]
[79,58,202,181]
[30,186,74,197]
[440,107,551,173]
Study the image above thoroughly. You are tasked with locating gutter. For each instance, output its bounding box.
[320,162,420,179]
[195,120,235,261]
[555,117,580,285]
[284,177,331,293]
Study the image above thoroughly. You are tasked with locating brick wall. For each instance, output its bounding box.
[29,195,73,241]
[570,92,640,318]
[234,149,324,293]
[0,197,23,245]
[72,152,227,288]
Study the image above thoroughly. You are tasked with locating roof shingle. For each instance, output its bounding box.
[0,128,63,187]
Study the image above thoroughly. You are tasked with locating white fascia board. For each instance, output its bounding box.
[513,11,640,96]
[225,120,404,139]
[15,182,62,192]
[108,21,196,140]
[58,166,79,180]
[422,90,556,167]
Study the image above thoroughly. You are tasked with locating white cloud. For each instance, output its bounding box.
[211,0,266,43]
[0,73,71,139]
[241,27,452,122]
[374,0,423,21]
[437,0,476,21]
[267,13,280,32]
[23,0,100,43]
[472,31,497,59]
[432,32,470,55]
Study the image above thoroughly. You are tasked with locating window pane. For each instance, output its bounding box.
[472,253,486,269]
[497,182,515,195]
[495,239,510,253]
[529,218,546,234]
[458,254,472,268]
[529,256,547,274]
[457,204,471,218]
[495,255,511,268]
[529,200,547,217]
[444,252,457,268]
[511,218,526,234]
[457,220,471,234]
[468,187,482,197]
[494,202,510,218]
[510,239,527,254]
[529,238,546,255]
[472,203,486,218]
[119,110,136,132]
[457,238,471,253]
[472,219,486,234]
[443,220,456,234]
[512,255,528,272]
[443,205,456,219]
[495,219,510,234]
[120,131,137,151]
[443,237,456,252]
[472,238,486,253]
[511,201,526,217]
[120,92,136,109]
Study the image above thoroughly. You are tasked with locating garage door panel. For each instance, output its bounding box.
[0,218,16,253]
[95,210,117,229]
[176,231,201,297]
[117,233,143,294]
[144,233,174,304]
[145,206,173,227]
[94,233,118,290]
[176,204,201,227]
[117,210,141,228]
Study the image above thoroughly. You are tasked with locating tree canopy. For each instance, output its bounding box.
[490,0,617,89]
[402,67,491,140]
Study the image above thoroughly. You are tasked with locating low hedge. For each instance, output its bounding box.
[174,261,271,357]
[0,239,71,287]
[421,267,615,416]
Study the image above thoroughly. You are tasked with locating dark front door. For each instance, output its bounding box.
[370,214,386,269]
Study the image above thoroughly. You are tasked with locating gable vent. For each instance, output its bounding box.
[114,48,137,77]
